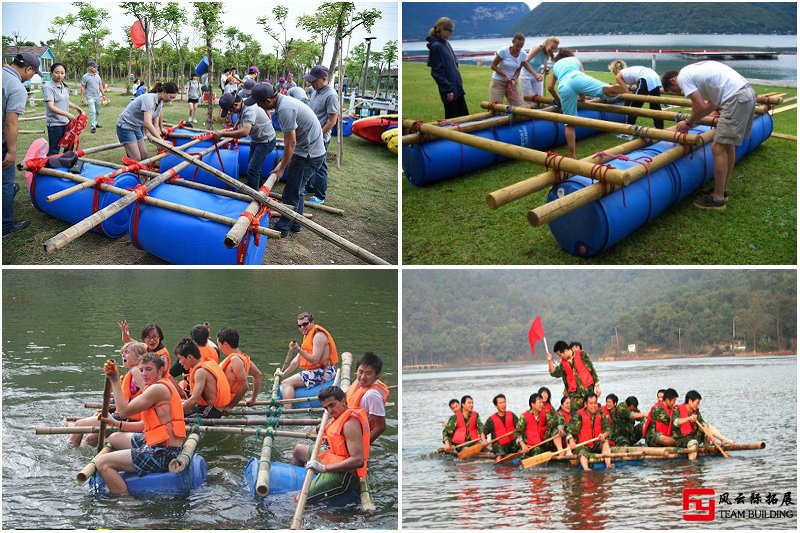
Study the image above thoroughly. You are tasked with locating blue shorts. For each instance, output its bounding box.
[130,432,182,475]
[558,72,609,116]
[300,365,336,388]
[116,125,144,144]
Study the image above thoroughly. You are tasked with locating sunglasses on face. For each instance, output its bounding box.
[298,322,310,328]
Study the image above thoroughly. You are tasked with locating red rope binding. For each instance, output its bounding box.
[128,185,150,249]
[544,151,567,183]
[237,205,269,265]
[91,176,117,235]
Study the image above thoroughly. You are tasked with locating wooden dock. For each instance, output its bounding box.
[680,50,779,60]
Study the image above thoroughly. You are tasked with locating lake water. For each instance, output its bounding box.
[402,357,797,529]
[1,269,398,529]
[403,34,798,85]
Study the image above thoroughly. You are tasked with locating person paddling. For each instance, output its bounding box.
[643,387,678,447]
[565,392,614,471]
[672,389,734,460]
[515,392,550,457]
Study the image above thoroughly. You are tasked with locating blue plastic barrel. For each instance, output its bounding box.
[236,144,285,181]
[547,113,773,257]
[86,454,207,497]
[128,183,270,265]
[403,109,627,186]
[332,116,355,137]
[195,57,209,76]
[272,113,281,131]
[159,147,239,190]
[277,377,335,408]
[244,459,308,496]
[30,162,139,237]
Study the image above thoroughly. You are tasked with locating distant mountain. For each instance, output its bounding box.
[402,2,530,41]
[511,2,797,35]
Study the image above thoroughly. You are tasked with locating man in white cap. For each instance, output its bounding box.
[213,90,277,190]
[3,52,38,236]
[81,60,105,133]
[302,65,339,205]
[245,83,325,238]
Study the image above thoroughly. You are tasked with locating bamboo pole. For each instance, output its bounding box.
[96,378,112,452]
[77,142,125,155]
[339,351,353,392]
[403,113,524,146]
[481,102,703,146]
[224,171,279,248]
[614,92,782,107]
[229,402,394,416]
[30,167,282,239]
[570,100,721,126]
[41,139,233,254]
[185,417,321,426]
[169,432,201,473]
[770,132,796,141]
[20,129,45,134]
[526,94,771,116]
[148,135,389,265]
[79,158,161,179]
[19,115,46,122]
[76,444,111,482]
[36,426,117,435]
[193,426,317,439]
[290,367,343,529]
[402,119,629,185]
[527,127,717,226]
[772,103,797,115]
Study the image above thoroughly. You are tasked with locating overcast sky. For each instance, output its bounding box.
[2,1,399,64]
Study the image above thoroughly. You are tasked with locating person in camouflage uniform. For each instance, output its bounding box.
[483,393,519,456]
[609,396,647,446]
[515,393,551,457]
[546,395,575,457]
[565,392,614,470]
[442,395,485,452]
[671,390,734,460]
[547,340,600,412]
[643,388,678,447]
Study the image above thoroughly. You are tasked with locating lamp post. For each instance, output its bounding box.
[362,36,376,100]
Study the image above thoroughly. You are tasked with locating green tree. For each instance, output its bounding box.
[326,3,382,75]
[73,2,110,60]
[193,2,224,125]
[257,6,290,75]
[48,13,77,59]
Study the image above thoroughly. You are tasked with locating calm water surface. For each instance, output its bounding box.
[402,357,797,529]
[2,269,398,529]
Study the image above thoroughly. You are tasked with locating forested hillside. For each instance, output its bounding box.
[403,271,796,365]
[402,2,530,40]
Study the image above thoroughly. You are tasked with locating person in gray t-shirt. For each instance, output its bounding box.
[215,92,278,190]
[81,60,105,132]
[116,82,179,161]
[43,62,84,155]
[186,73,201,126]
[303,65,339,204]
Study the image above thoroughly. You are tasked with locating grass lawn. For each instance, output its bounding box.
[4,84,398,265]
[402,61,797,265]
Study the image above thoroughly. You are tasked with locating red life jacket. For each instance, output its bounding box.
[452,411,479,445]
[561,354,595,393]
[576,407,604,443]
[642,401,674,438]
[542,402,554,418]
[522,410,545,446]
[675,403,697,436]
[556,408,571,448]
[601,405,613,427]
[488,411,515,446]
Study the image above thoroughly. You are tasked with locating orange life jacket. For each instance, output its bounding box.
[188,359,232,408]
[220,351,251,395]
[319,407,370,478]
[488,411,515,446]
[198,343,219,364]
[452,410,479,445]
[346,380,390,409]
[561,353,595,393]
[299,324,338,370]
[675,403,698,436]
[642,401,674,438]
[576,407,604,443]
[522,410,545,446]
[140,378,186,446]
[155,346,171,370]
[121,371,143,421]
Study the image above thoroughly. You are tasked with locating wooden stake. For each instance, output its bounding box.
[771,132,797,141]
[772,103,798,115]
[76,444,111,482]
[224,171,279,248]
[169,432,201,473]
[97,378,112,452]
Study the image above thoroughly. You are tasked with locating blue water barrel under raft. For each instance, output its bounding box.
[277,377,336,409]
[243,460,359,506]
[128,183,270,265]
[546,113,773,257]
[86,454,208,497]
[403,108,628,186]
[159,144,239,190]
[30,162,139,237]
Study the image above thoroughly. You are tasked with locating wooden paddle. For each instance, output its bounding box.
[521,436,601,469]
[495,433,560,465]
[697,421,730,458]
[457,430,513,459]
[432,437,481,456]
[96,377,113,452]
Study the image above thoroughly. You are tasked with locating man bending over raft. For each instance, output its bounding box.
[565,392,614,471]
[276,312,339,400]
[345,352,390,443]
[547,340,600,412]
[95,354,186,495]
[217,327,263,413]
[292,386,370,502]
[175,338,232,418]
[671,389,734,460]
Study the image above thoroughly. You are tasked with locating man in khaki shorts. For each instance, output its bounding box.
[661,62,756,210]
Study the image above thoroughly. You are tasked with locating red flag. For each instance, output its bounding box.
[527,316,545,354]
[130,20,146,49]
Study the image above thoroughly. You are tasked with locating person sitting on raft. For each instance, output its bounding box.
[643,387,678,447]
[443,398,460,428]
[115,81,178,161]
[119,320,182,393]
[548,49,625,158]
[345,352,390,443]
[565,392,614,471]
[515,392,550,458]
[292,386,370,502]
[94,354,186,495]
[672,389,734,460]
[546,395,574,458]
[538,386,555,419]
[217,326,263,413]
[547,340,600,412]
[608,59,664,139]
[275,311,339,400]
[175,337,232,418]
[608,395,647,447]
[169,324,221,389]
[442,394,485,452]
[483,393,519,457]
[69,341,147,447]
